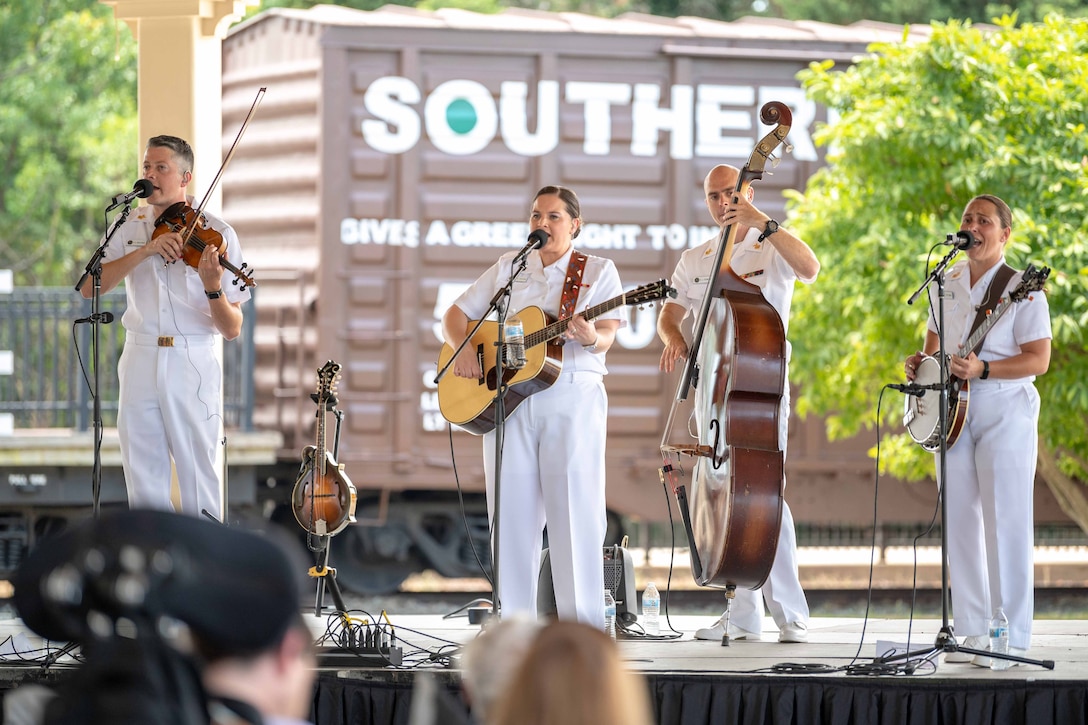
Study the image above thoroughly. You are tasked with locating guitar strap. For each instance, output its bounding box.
[559,250,589,320]
[965,263,1016,352]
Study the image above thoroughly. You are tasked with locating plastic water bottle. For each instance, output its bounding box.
[641,582,661,636]
[989,607,1010,670]
[604,588,617,640]
[504,315,526,369]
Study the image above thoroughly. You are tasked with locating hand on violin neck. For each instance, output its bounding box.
[198,244,226,289]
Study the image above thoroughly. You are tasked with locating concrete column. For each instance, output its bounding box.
[99,0,259,203]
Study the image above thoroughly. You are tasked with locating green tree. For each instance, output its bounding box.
[0,1,137,286]
[788,15,1088,525]
[763,0,1088,24]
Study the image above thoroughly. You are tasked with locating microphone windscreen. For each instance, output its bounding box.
[529,228,549,247]
[133,179,154,198]
[956,230,980,249]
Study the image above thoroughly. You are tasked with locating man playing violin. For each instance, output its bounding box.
[79,135,250,521]
[657,164,819,644]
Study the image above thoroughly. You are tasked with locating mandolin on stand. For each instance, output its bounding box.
[292,360,358,537]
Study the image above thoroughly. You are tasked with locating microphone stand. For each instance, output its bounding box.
[434,254,531,623]
[883,243,1053,670]
[75,203,134,518]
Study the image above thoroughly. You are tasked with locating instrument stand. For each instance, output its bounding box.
[434,256,531,625]
[301,400,404,668]
[308,398,347,617]
[885,246,1053,671]
[74,203,135,518]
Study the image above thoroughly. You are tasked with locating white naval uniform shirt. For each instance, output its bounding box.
[666,227,817,346]
[452,247,627,371]
[101,204,251,330]
[926,257,1051,380]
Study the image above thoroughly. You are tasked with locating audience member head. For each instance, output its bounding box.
[198,611,317,725]
[489,621,653,725]
[461,615,543,722]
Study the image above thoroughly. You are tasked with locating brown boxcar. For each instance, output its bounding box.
[216,7,1067,592]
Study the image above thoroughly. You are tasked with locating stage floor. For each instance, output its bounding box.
[306,611,1088,724]
[318,611,1078,679]
[4,610,1087,724]
[1,610,1080,678]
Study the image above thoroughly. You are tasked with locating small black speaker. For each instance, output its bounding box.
[536,544,638,625]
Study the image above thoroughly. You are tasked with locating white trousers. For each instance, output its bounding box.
[483,371,608,629]
[727,383,810,633]
[730,500,810,633]
[942,383,1039,650]
[117,337,223,520]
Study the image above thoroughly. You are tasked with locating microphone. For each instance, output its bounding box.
[106,179,154,212]
[75,312,115,324]
[889,383,926,397]
[513,229,550,262]
[944,230,980,250]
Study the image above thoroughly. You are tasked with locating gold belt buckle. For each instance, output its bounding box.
[157,336,174,347]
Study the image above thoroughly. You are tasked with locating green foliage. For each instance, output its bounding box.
[0,1,137,286]
[764,0,1088,24]
[789,15,1088,480]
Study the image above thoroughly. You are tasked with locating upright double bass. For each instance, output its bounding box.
[660,101,792,593]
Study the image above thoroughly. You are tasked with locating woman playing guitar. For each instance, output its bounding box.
[441,186,625,628]
[902,194,1051,663]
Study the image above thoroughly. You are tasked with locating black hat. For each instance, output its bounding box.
[13,509,300,655]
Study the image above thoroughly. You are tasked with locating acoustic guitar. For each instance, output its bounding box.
[291,360,358,536]
[437,279,675,435]
[904,264,1049,451]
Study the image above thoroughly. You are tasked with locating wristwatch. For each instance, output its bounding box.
[205,288,223,300]
[980,360,990,380]
[758,219,779,242]
[582,334,600,353]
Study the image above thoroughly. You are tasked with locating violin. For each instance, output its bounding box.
[153,201,256,290]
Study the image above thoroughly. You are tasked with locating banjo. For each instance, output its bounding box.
[903,263,1049,452]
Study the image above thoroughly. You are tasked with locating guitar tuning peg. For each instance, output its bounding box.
[783,141,794,154]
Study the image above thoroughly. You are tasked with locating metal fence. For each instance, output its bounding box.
[0,287,256,431]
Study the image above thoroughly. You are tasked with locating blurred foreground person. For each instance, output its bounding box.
[200,612,317,725]
[489,621,652,725]
[460,616,543,723]
[11,509,305,725]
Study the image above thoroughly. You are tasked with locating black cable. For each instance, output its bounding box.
[445,423,494,588]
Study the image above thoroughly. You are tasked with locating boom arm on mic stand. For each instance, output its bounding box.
[907,243,960,306]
